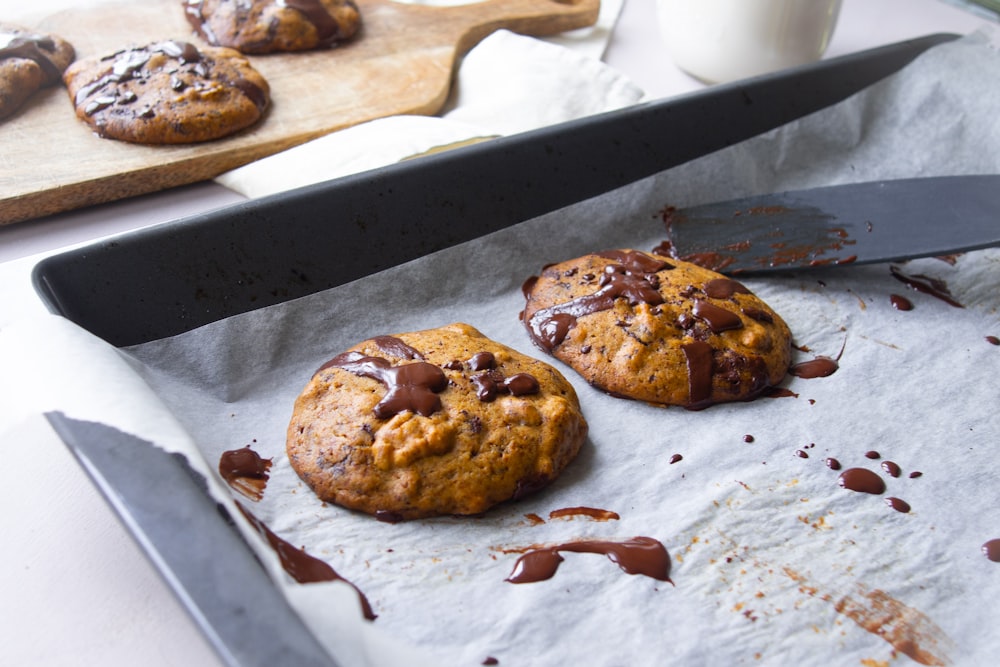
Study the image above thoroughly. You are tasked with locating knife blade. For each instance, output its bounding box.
[660,175,1000,274]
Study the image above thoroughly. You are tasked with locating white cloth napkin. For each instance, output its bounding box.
[215,0,645,198]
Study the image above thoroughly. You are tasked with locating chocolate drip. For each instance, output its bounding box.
[881,461,901,478]
[236,503,376,620]
[890,294,914,311]
[838,468,886,495]
[505,536,671,584]
[595,249,673,274]
[982,539,1000,563]
[231,77,269,111]
[885,497,911,513]
[681,340,713,407]
[703,278,750,299]
[324,351,447,418]
[825,457,841,471]
[789,356,838,378]
[219,445,271,501]
[370,335,424,360]
[527,251,667,351]
[890,266,964,308]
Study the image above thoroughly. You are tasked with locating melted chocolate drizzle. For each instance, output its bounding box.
[703,278,751,299]
[236,503,376,620]
[789,356,839,379]
[681,341,714,407]
[322,345,447,419]
[219,445,271,501]
[505,536,672,584]
[526,251,669,351]
[890,266,964,308]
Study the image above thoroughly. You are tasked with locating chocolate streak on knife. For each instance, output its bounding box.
[659,203,860,274]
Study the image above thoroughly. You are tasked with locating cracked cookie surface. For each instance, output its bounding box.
[521,249,792,409]
[286,323,588,521]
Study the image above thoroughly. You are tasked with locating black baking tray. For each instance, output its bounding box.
[32,33,957,667]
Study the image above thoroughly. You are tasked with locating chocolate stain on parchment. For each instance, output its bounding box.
[783,568,953,666]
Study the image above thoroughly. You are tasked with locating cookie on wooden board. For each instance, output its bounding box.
[63,39,269,144]
[0,23,75,120]
[184,0,361,54]
[286,323,588,521]
[521,249,793,409]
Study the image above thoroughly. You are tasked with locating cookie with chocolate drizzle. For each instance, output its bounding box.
[521,249,792,409]
[184,0,361,54]
[63,40,269,144]
[0,24,75,121]
[286,323,588,521]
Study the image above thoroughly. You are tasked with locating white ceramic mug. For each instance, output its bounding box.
[657,0,842,84]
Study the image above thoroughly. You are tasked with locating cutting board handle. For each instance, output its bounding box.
[433,0,602,55]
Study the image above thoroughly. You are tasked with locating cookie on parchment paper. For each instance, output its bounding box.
[521,249,793,410]
[63,40,269,144]
[0,24,75,121]
[286,323,588,521]
[184,0,362,54]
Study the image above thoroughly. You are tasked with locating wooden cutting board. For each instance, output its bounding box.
[0,0,599,225]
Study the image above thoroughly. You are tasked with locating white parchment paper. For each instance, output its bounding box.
[15,31,1000,666]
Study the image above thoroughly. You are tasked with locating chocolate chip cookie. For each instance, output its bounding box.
[0,24,75,121]
[521,249,792,409]
[286,323,588,521]
[184,0,361,54]
[63,40,269,144]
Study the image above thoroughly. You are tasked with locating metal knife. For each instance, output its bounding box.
[661,175,1000,274]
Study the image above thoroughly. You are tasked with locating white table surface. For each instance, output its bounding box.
[0,1,993,665]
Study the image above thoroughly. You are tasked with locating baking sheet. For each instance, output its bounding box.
[101,30,1000,666]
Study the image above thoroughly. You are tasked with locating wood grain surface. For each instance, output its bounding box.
[0,0,599,225]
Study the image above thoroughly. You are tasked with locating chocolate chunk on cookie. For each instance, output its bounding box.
[286,323,588,521]
[184,0,361,54]
[522,249,792,410]
[63,40,269,144]
[0,24,75,120]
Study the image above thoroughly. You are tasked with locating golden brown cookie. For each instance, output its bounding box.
[521,249,792,410]
[63,40,269,144]
[0,24,75,121]
[286,323,588,521]
[184,0,361,54]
